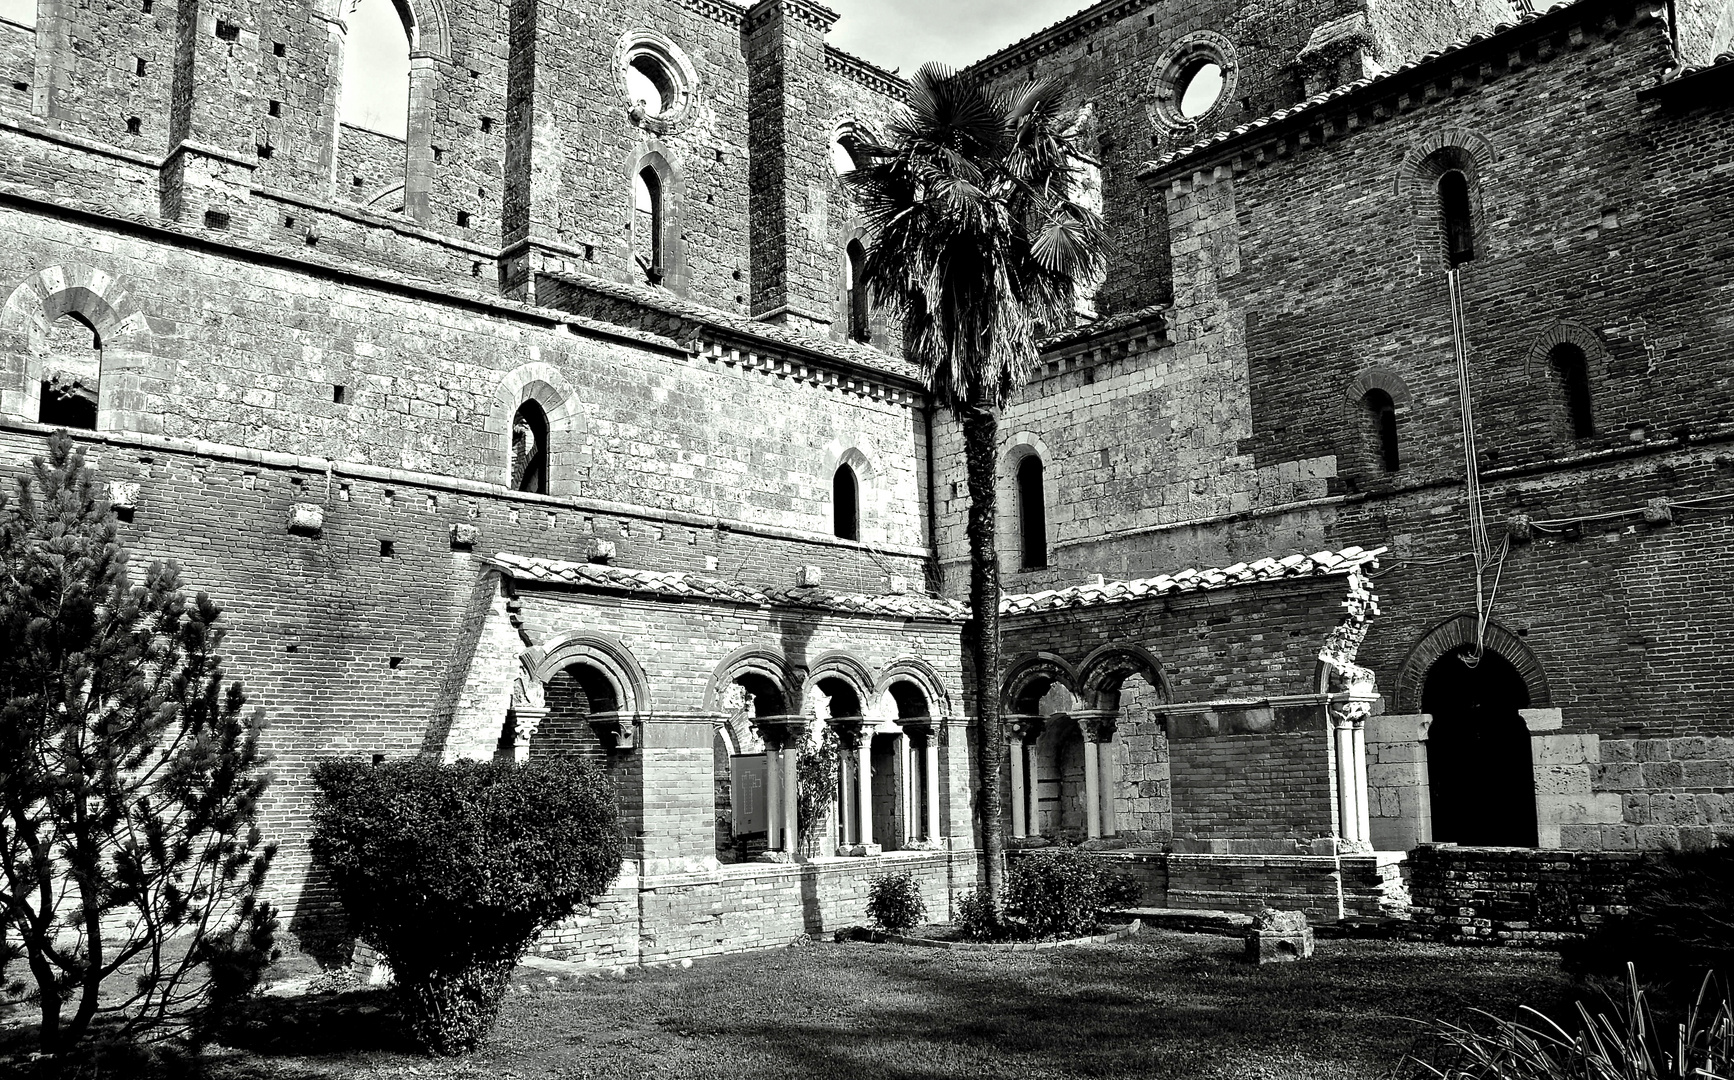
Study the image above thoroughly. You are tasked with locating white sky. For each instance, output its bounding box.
[825,0,1090,72]
[0,0,34,25]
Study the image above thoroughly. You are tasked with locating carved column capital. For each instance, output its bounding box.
[753,715,811,751]
[1004,714,1046,744]
[1074,710,1119,743]
[828,715,865,751]
[587,711,638,751]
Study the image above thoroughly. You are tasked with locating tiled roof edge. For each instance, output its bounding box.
[1000,546,1386,616]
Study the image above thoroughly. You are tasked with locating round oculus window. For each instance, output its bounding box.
[615,31,698,133]
[1177,61,1225,119]
[626,53,678,118]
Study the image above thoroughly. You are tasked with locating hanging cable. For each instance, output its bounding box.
[1447,267,1497,668]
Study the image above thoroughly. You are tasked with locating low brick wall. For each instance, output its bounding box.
[1040,849,1409,923]
[531,848,979,967]
[1407,845,1643,945]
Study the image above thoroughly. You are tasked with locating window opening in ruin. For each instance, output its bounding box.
[633,168,664,286]
[818,676,863,720]
[1423,646,1536,847]
[510,400,549,494]
[846,239,870,343]
[1017,454,1048,569]
[37,312,100,431]
[733,673,785,718]
[340,0,411,140]
[626,53,677,118]
[830,132,860,176]
[832,463,859,541]
[1364,389,1399,472]
[0,0,37,27]
[1549,343,1594,438]
[1177,60,1224,119]
[1438,169,1476,267]
[536,663,621,768]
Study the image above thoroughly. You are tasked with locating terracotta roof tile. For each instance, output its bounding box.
[998,546,1384,616]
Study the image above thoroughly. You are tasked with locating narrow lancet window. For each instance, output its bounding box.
[833,464,859,541]
[1017,455,1048,569]
[340,0,411,139]
[846,240,869,343]
[1365,389,1399,472]
[1439,170,1476,268]
[511,400,549,494]
[1551,343,1594,438]
[634,168,664,286]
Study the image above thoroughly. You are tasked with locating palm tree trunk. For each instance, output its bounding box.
[961,402,1005,907]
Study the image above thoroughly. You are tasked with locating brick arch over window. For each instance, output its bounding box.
[703,646,802,717]
[804,651,876,719]
[1394,614,1550,714]
[1078,644,1170,711]
[624,144,688,295]
[1523,320,1612,378]
[528,631,650,716]
[1001,652,1081,715]
[874,658,952,720]
[484,363,583,496]
[1394,129,1498,270]
[1525,320,1612,440]
[0,264,165,433]
[1342,367,1412,476]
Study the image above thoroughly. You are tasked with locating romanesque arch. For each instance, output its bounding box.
[874,657,952,720]
[1001,651,1079,715]
[703,646,801,718]
[0,264,163,433]
[999,431,1054,574]
[1394,613,1549,715]
[530,631,650,716]
[804,650,875,718]
[1077,643,1169,711]
[484,362,584,496]
[1394,128,1499,269]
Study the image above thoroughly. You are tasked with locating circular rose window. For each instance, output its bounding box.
[616,31,698,134]
[1149,32,1239,135]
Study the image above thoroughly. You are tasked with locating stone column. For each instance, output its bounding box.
[857,731,873,849]
[1004,715,1045,839]
[829,718,864,851]
[782,743,800,854]
[1330,714,1369,848]
[1078,713,1118,840]
[925,730,941,843]
[763,734,783,850]
[1350,720,1370,846]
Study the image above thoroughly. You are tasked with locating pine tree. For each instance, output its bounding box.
[0,432,278,1053]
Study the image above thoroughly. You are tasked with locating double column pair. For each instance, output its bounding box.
[1330,710,1372,849]
[757,716,808,855]
[833,718,942,850]
[1005,712,1118,840]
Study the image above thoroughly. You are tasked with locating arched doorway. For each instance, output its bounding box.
[1423,647,1537,847]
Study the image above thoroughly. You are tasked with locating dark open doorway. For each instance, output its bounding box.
[1423,646,1537,847]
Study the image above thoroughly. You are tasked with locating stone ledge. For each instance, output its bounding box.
[878,918,1143,951]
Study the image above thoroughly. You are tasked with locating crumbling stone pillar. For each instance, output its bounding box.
[743,0,839,333]
[162,0,260,229]
[1365,713,1433,850]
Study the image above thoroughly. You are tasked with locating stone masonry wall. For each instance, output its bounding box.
[1407,845,1642,945]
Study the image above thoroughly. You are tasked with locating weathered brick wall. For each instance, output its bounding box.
[533,850,979,966]
[1407,845,1642,945]
[1051,850,1405,923]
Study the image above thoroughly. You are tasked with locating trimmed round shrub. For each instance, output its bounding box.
[954,887,1001,941]
[311,756,623,1055]
[1003,850,1139,940]
[865,871,927,932]
[1563,841,1734,991]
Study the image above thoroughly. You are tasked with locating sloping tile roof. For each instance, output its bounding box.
[1138,11,1554,178]
[490,546,1383,622]
[487,553,969,620]
[999,546,1385,616]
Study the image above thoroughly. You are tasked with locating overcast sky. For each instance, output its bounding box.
[825,0,1087,73]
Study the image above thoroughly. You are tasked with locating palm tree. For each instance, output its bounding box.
[845,64,1105,908]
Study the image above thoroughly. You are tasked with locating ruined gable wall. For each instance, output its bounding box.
[0,203,932,547]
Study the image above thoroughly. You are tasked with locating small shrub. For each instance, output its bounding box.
[1563,841,1734,992]
[954,888,1002,941]
[1416,966,1733,1079]
[311,757,623,1055]
[865,871,927,933]
[1003,850,1139,940]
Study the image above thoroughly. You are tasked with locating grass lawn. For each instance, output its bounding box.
[178,931,1572,1080]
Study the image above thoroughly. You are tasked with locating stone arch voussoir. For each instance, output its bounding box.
[531,631,651,716]
[1002,652,1081,715]
[874,657,952,720]
[704,646,802,717]
[805,650,876,719]
[1077,643,1170,711]
[1395,613,1550,714]
[1,264,160,432]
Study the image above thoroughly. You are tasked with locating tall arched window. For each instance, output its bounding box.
[1549,343,1594,439]
[832,463,858,541]
[511,400,549,494]
[845,240,869,344]
[1017,455,1048,570]
[39,312,100,430]
[633,168,664,286]
[1438,170,1476,268]
[340,0,411,140]
[1364,389,1399,472]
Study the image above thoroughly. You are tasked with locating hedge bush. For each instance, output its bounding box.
[311,756,623,1055]
[866,871,927,932]
[1002,850,1139,940]
[1563,841,1734,992]
[954,888,1001,941]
